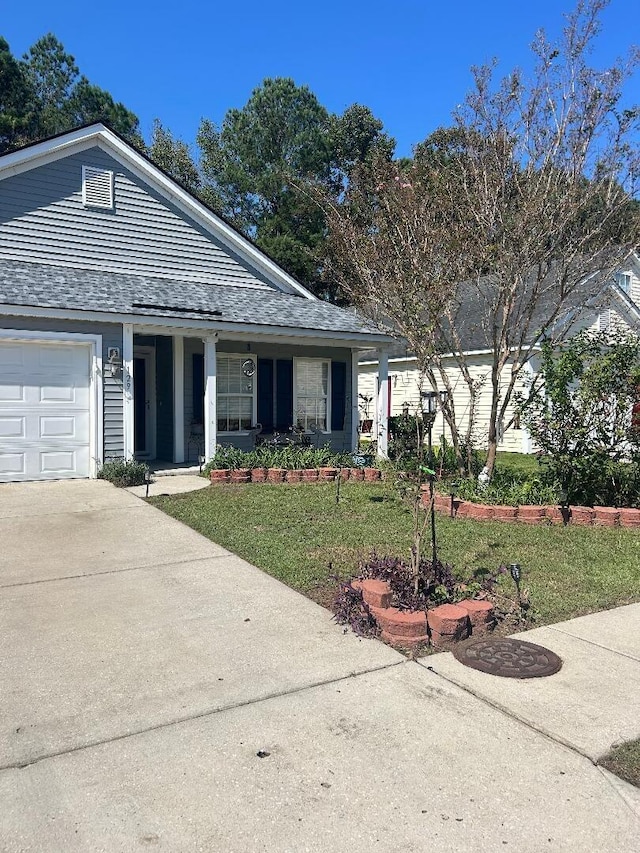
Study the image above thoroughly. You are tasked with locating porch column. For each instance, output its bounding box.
[173,335,185,463]
[203,334,218,461]
[376,351,389,459]
[350,348,360,452]
[122,323,134,460]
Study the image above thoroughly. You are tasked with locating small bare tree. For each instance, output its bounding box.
[315,0,640,475]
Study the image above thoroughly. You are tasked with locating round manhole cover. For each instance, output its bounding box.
[453,637,563,679]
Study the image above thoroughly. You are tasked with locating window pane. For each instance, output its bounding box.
[296,360,329,432]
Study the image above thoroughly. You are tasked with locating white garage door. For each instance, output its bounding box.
[0,339,92,482]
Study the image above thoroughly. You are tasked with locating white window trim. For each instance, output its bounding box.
[0,328,103,477]
[293,357,332,434]
[614,271,631,294]
[216,352,258,435]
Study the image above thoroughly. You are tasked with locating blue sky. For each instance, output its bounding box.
[3,0,638,158]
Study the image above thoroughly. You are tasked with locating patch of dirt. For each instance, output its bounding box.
[305,580,342,610]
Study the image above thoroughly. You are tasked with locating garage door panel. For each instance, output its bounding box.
[0,416,25,438]
[0,381,25,403]
[40,449,87,476]
[0,340,93,482]
[0,452,25,476]
[40,412,90,439]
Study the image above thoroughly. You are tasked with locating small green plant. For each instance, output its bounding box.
[97,459,149,487]
[447,469,559,506]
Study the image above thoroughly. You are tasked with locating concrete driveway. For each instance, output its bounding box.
[0,480,638,851]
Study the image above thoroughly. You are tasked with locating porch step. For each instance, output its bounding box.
[150,464,202,477]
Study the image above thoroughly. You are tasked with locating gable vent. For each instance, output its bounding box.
[598,309,610,332]
[82,165,114,209]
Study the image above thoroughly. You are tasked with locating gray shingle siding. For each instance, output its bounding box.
[0,146,276,290]
[0,316,123,461]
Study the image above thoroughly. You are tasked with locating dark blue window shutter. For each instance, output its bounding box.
[257,358,274,431]
[275,359,293,431]
[192,353,204,423]
[331,361,347,431]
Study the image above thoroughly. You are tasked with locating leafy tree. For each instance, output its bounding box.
[148,120,200,193]
[318,0,640,473]
[521,331,640,507]
[22,34,79,137]
[63,77,141,143]
[0,37,37,153]
[0,33,141,148]
[198,78,393,299]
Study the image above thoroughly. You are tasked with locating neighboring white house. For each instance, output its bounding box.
[359,258,640,455]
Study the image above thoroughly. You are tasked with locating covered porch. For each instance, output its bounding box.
[121,323,388,466]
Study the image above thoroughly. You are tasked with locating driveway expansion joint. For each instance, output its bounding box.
[421,661,597,764]
[547,625,640,663]
[0,553,231,590]
[0,659,406,773]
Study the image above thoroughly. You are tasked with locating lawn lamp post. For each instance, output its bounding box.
[421,390,440,568]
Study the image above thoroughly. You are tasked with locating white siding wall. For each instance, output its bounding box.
[360,355,532,454]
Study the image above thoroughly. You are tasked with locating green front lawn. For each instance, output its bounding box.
[150,482,640,626]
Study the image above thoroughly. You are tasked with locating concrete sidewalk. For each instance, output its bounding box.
[0,480,638,851]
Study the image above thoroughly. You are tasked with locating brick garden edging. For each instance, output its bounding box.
[352,579,495,650]
[427,492,640,529]
[210,467,382,484]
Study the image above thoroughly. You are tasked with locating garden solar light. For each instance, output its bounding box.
[510,563,522,601]
[144,467,152,498]
[449,481,458,518]
[559,486,570,525]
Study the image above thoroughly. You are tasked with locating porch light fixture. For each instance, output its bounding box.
[421,390,439,422]
[107,347,122,378]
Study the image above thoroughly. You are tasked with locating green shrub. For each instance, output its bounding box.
[97,459,149,487]
[444,468,559,506]
[521,332,640,508]
[201,443,357,476]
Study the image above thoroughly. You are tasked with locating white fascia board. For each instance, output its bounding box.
[0,303,392,347]
[358,345,545,367]
[0,124,316,302]
[0,126,104,176]
[609,286,640,329]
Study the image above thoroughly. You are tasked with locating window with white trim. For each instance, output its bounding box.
[295,358,330,432]
[614,272,631,294]
[216,355,256,432]
[82,165,114,209]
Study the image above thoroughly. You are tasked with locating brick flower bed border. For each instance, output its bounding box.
[210,467,383,484]
[352,578,495,650]
[428,491,640,529]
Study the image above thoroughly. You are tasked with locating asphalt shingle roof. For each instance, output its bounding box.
[0,260,384,338]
